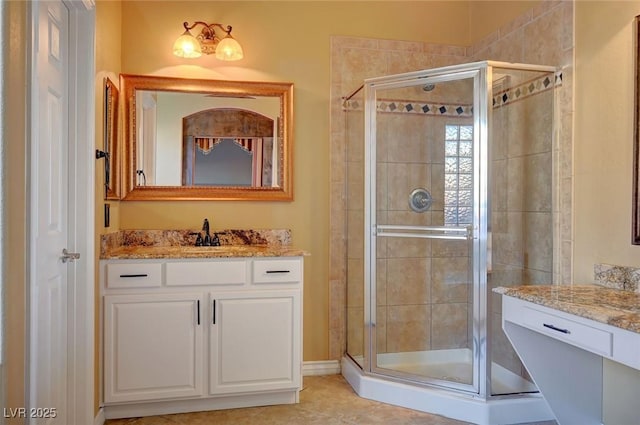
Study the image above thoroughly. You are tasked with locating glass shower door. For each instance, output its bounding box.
[365,70,482,393]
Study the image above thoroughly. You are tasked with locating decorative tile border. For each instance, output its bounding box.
[343,71,563,116]
[493,71,563,108]
[343,98,473,118]
[594,263,640,293]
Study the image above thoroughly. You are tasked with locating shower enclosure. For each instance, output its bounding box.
[343,61,558,424]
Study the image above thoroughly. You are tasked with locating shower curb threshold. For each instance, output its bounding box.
[341,357,555,425]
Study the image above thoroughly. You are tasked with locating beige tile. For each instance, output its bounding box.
[346,210,364,259]
[423,42,467,57]
[387,258,431,305]
[432,239,469,258]
[524,152,552,213]
[387,304,431,352]
[345,110,364,163]
[387,236,431,259]
[386,116,431,164]
[106,375,476,425]
[376,305,387,354]
[431,257,470,304]
[347,307,364,357]
[491,158,507,213]
[386,162,431,211]
[431,303,469,350]
[524,212,553,272]
[523,4,564,66]
[376,258,387,306]
[506,156,525,212]
[485,27,525,64]
[490,312,525,378]
[386,210,432,227]
[378,38,424,52]
[347,258,364,308]
[493,212,524,269]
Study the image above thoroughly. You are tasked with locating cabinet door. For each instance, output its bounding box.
[104,293,204,403]
[209,290,301,395]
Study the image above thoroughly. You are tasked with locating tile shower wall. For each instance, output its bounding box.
[330,1,574,361]
[489,71,557,381]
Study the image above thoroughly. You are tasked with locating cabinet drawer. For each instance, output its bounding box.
[166,260,246,286]
[106,263,162,288]
[252,259,301,283]
[515,304,613,357]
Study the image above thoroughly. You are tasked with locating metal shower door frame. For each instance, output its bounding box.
[363,64,489,396]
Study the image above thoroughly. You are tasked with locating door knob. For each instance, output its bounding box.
[61,248,80,263]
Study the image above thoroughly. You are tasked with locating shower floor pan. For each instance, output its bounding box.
[343,349,554,425]
[376,348,537,394]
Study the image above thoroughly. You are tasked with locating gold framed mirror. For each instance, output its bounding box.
[120,74,294,201]
[104,77,119,199]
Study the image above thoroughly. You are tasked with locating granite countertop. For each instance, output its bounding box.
[101,244,308,259]
[100,229,308,259]
[494,284,640,334]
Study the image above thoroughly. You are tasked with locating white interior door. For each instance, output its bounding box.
[29,1,96,424]
[30,1,70,424]
[29,1,73,424]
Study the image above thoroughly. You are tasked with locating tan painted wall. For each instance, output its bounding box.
[574,1,640,281]
[574,2,640,423]
[468,1,541,42]
[4,1,27,422]
[95,0,122,413]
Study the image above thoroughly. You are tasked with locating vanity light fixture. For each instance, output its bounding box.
[172,21,244,60]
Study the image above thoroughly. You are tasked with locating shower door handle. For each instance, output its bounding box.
[376,225,472,241]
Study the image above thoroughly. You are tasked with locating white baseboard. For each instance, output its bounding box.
[302,360,341,376]
[94,407,105,425]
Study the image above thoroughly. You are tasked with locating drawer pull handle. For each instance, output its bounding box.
[119,273,148,278]
[543,323,570,334]
[266,270,290,274]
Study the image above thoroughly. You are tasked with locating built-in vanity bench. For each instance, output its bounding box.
[494,284,640,425]
[99,229,307,420]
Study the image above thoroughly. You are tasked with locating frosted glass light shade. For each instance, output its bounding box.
[215,36,243,61]
[173,31,202,58]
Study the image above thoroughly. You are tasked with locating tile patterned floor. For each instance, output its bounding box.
[104,374,471,425]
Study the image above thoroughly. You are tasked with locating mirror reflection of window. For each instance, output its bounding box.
[182,107,278,188]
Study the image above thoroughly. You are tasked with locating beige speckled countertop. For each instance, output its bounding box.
[494,284,640,334]
[100,229,308,259]
[101,244,308,260]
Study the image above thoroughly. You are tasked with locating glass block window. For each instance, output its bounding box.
[444,124,473,226]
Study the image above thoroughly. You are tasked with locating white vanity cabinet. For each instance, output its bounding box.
[209,289,301,395]
[100,256,303,419]
[103,292,204,403]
